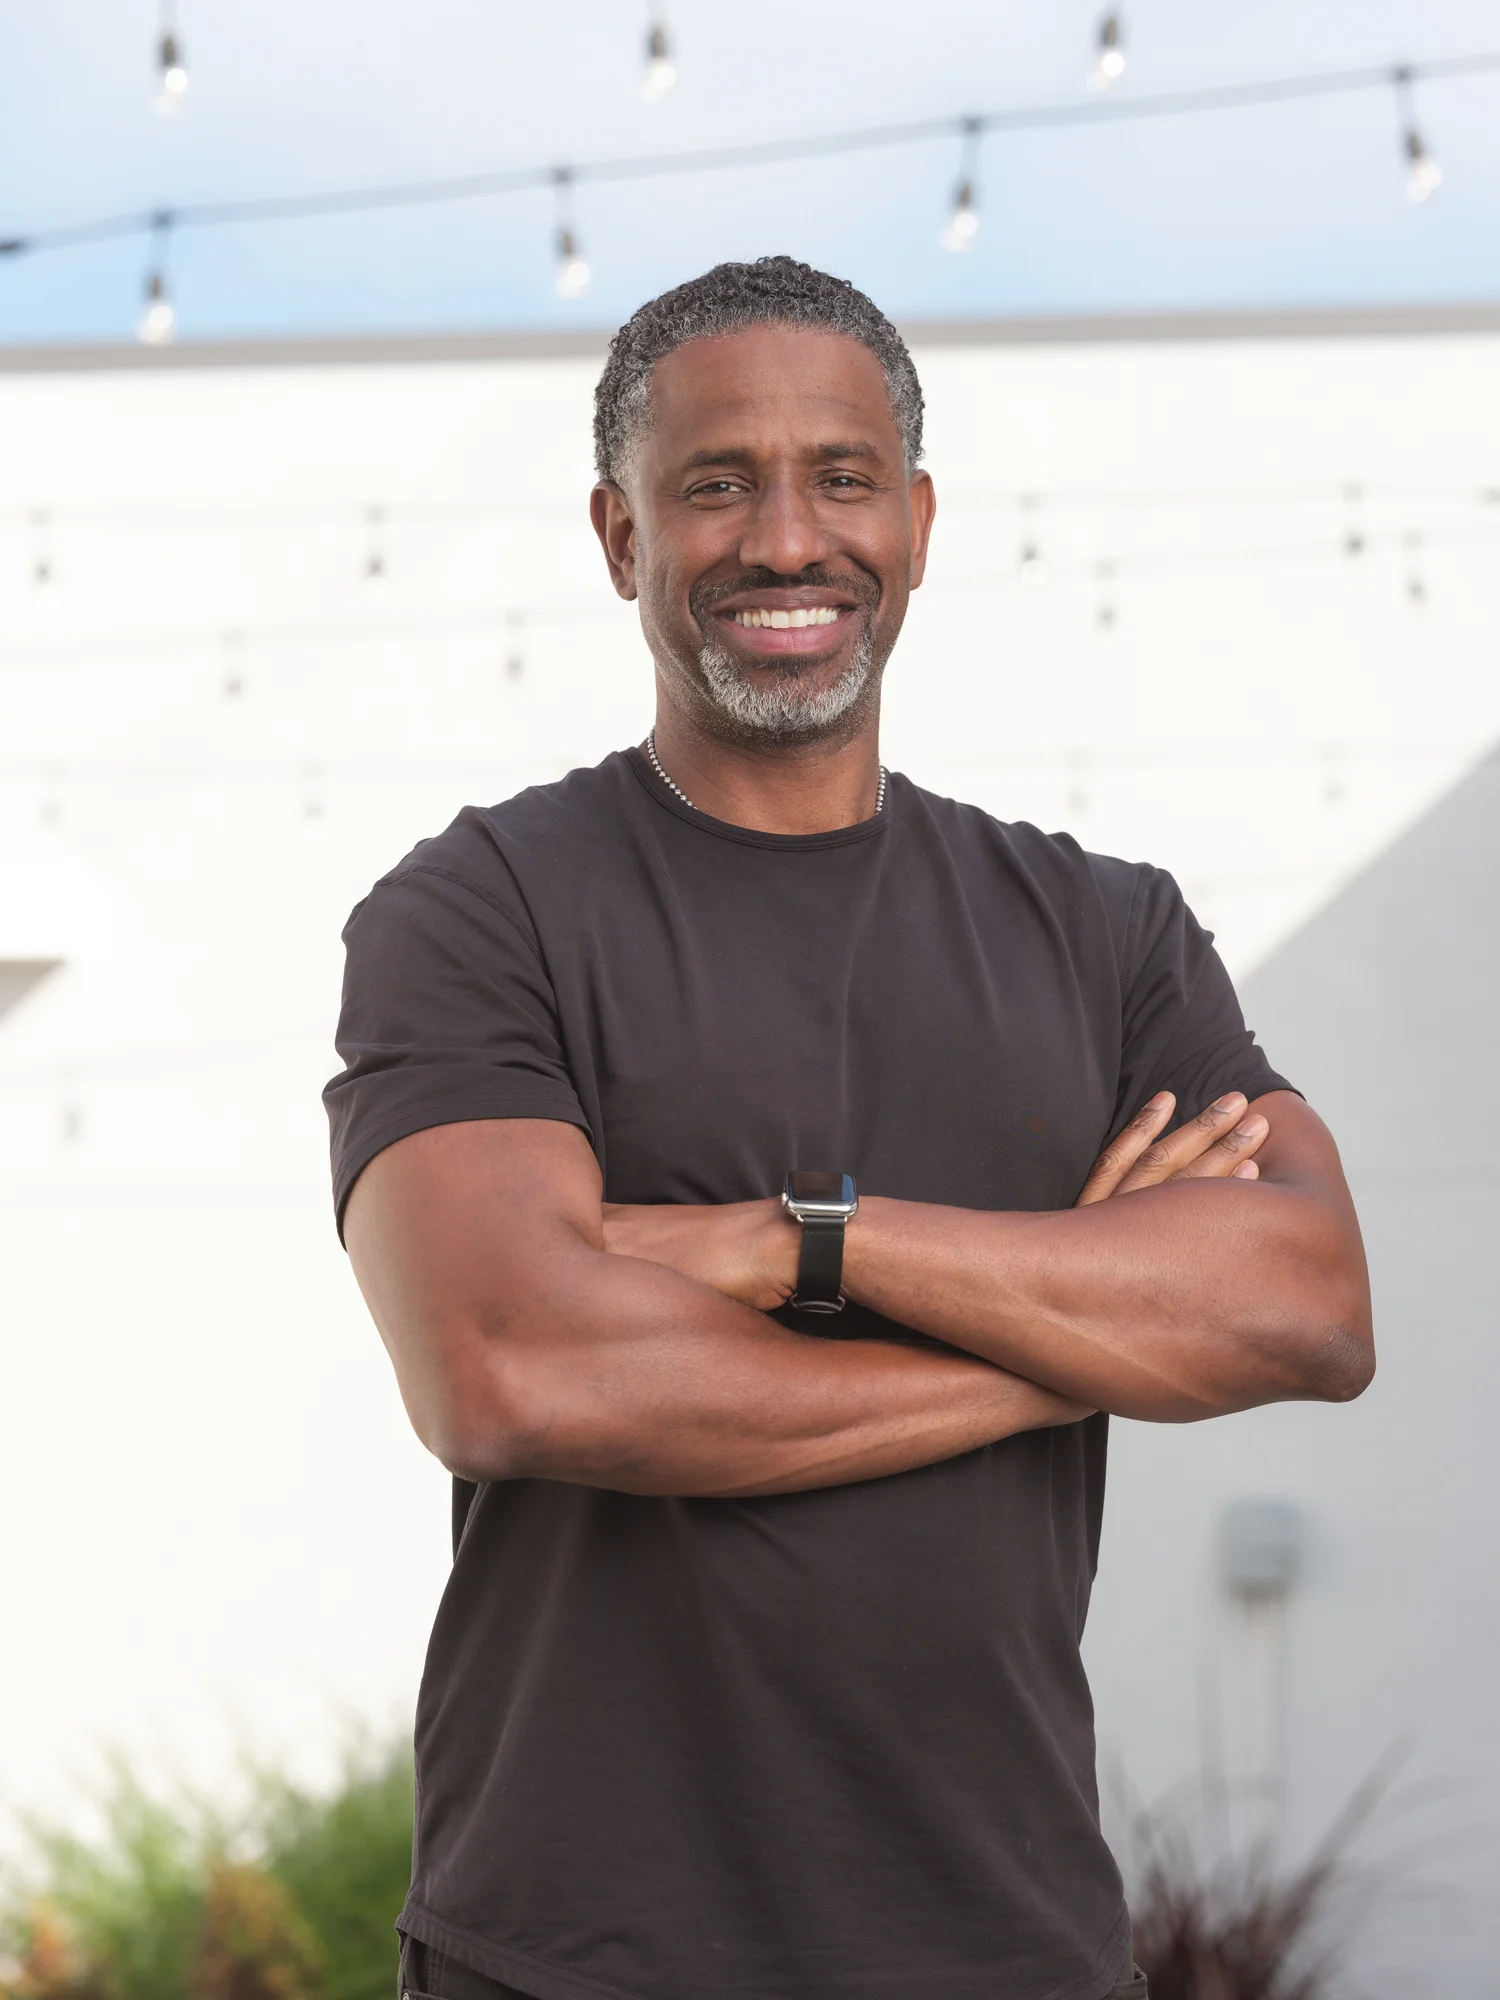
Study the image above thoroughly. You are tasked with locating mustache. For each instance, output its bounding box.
[690,565,880,621]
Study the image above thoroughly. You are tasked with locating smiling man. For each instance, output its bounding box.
[325,257,1372,2000]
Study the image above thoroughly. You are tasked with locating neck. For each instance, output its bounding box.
[647,701,884,835]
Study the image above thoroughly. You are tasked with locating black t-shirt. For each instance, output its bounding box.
[325,748,1291,2000]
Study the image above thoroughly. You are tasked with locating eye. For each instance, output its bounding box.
[820,473,869,493]
[688,478,748,502]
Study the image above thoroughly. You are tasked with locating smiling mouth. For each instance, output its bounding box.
[727,606,844,630]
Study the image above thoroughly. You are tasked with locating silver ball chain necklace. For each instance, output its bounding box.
[645,731,888,819]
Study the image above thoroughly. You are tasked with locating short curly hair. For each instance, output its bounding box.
[593,255,924,483]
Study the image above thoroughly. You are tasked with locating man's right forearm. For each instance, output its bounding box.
[401,1247,1082,1497]
[504,1256,1085,1497]
[345,1119,1087,1499]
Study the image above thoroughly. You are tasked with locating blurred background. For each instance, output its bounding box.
[3,3,1499,1995]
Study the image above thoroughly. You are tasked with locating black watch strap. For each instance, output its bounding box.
[790,1212,847,1314]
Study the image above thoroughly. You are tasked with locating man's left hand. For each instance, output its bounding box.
[602,1198,796,1312]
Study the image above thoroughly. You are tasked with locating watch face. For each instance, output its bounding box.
[785,1170,857,1212]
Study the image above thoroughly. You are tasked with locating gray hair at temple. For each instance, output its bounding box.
[592,255,926,485]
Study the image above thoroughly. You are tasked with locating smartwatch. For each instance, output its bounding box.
[782,1170,859,1314]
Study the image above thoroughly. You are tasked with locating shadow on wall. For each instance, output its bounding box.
[0,960,60,1024]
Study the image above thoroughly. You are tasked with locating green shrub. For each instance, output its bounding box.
[0,1760,214,2000]
[261,1739,413,2000]
[0,1736,413,2000]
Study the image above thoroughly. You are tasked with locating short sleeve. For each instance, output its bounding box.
[323,862,590,1239]
[1109,864,1297,1139]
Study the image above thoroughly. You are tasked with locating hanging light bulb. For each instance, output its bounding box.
[1392,67,1442,204]
[155,6,189,114]
[941,179,979,252]
[940,120,983,252]
[642,18,677,102]
[137,213,176,344]
[363,507,389,592]
[555,225,591,298]
[551,172,590,297]
[1088,12,1125,93]
[1341,482,1366,558]
[138,269,175,345]
[1095,561,1118,630]
[1404,126,1442,203]
[1017,496,1048,586]
[504,612,526,680]
[221,631,246,699]
[29,510,56,592]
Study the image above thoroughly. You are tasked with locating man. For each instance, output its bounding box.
[326,256,1372,2000]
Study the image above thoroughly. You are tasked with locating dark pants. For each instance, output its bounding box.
[400,1932,1149,1998]
[400,1936,531,2000]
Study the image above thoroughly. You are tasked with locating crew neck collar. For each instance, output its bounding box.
[623,745,894,852]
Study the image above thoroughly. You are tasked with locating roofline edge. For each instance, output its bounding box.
[3,301,1499,373]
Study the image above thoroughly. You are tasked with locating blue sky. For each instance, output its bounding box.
[1,0,1497,343]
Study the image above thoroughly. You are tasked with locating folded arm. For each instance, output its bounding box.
[605,1092,1374,1424]
[845,1093,1371,1419]
[343,1118,1088,1500]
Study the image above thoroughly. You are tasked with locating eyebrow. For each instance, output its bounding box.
[679,440,883,471]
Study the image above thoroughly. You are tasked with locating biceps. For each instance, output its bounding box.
[1249,1092,1367,1292]
[1248,1093,1348,1194]
[345,1117,604,1332]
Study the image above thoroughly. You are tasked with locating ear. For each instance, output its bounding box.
[590,481,639,601]
[907,469,936,589]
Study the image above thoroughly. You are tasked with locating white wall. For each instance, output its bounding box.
[1086,754,1500,1992]
[2,328,1498,1980]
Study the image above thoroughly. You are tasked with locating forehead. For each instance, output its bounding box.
[645,324,899,459]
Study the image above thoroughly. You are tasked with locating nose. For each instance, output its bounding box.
[736,472,833,578]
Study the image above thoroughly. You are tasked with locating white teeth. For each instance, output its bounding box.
[732,607,842,628]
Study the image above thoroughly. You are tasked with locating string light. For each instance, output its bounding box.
[29,510,56,592]
[3,477,1493,533]
[1394,67,1442,202]
[137,214,176,345]
[302,761,326,819]
[0,46,1492,321]
[221,631,245,699]
[1404,130,1442,201]
[7,491,1498,677]
[363,507,389,591]
[1088,12,1126,94]
[1095,561,1118,630]
[940,119,982,252]
[553,170,591,298]
[155,2,189,116]
[504,611,526,680]
[1341,482,1366,557]
[1065,750,1091,817]
[1017,496,1049,586]
[555,227,590,298]
[642,15,677,102]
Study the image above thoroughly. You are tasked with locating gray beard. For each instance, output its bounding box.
[694,624,876,744]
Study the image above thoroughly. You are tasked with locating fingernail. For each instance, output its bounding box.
[1213,1092,1246,1112]
[1233,1160,1260,1179]
[1237,1115,1268,1137]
